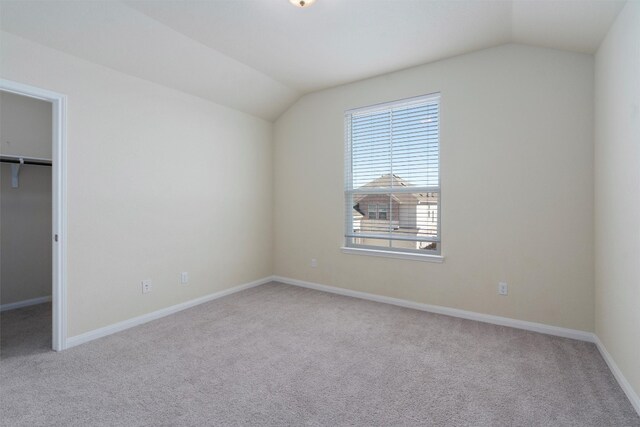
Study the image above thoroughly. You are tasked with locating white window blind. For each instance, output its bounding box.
[344,93,440,255]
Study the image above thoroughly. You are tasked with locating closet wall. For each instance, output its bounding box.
[594,0,640,406]
[0,91,53,306]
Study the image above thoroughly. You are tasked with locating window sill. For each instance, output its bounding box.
[340,247,444,263]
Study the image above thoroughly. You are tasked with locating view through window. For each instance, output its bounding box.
[344,93,441,255]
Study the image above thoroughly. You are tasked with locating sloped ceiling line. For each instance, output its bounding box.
[0,0,625,121]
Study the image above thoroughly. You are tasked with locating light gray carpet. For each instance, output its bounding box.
[1,282,638,426]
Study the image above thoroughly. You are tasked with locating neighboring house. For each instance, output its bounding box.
[351,174,438,250]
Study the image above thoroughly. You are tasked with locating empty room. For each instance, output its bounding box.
[0,0,638,425]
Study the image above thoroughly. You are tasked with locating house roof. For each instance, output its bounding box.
[353,174,437,205]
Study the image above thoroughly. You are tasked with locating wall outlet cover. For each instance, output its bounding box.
[498,282,508,296]
[142,279,152,294]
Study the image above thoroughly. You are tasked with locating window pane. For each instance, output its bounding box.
[350,237,391,249]
[351,194,392,236]
[366,204,376,220]
[349,192,438,242]
[391,240,439,252]
[351,110,391,189]
[350,101,439,191]
[395,192,439,240]
[378,204,388,220]
[391,103,439,188]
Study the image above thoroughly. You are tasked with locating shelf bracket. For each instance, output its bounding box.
[10,158,24,188]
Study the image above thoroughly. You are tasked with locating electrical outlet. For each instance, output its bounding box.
[142,279,152,294]
[498,282,508,296]
[310,258,318,268]
[180,272,189,284]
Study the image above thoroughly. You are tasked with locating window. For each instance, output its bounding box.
[367,204,376,219]
[367,203,389,220]
[344,93,441,257]
[377,204,388,220]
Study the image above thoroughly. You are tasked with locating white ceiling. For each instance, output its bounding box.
[0,0,625,120]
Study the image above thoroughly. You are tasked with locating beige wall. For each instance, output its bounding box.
[1,91,52,159]
[0,29,611,353]
[594,1,640,403]
[1,32,273,337]
[274,44,595,332]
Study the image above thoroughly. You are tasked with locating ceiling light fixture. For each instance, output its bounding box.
[289,0,316,8]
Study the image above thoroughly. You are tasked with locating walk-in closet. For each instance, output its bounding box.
[0,90,53,355]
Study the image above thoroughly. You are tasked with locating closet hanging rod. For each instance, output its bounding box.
[0,155,52,166]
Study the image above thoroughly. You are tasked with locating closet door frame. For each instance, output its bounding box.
[1,79,67,351]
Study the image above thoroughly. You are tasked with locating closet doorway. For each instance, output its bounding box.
[0,80,67,352]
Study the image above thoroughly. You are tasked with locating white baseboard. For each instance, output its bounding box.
[272,275,595,342]
[62,273,639,417]
[274,275,640,416]
[0,295,52,312]
[65,276,272,349]
[594,336,640,416]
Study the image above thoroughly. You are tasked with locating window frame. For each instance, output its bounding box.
[377,204,388,220]
[367,204,377,220]
[343,93,443,262]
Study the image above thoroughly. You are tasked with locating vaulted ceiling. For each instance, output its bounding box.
[0,0,625,120]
